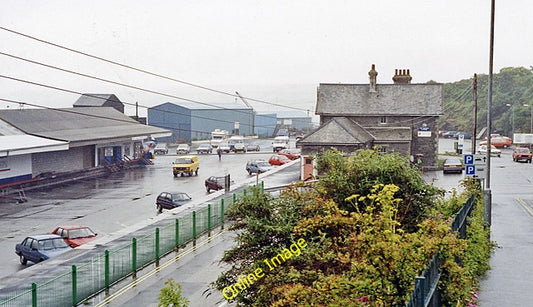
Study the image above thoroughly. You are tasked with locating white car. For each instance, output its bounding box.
[176,144,190,154]
[477,144,501,157]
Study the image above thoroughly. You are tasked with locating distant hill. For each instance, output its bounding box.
[440,66,533,137]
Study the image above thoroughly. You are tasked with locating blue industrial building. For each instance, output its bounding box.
[254,113,277,137]
[148,101,254,143]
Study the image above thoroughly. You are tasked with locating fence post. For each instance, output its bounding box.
[208,204,212,230]
[193,211,197,239]
[261,181,264,193]
[72,265,77,307]
[155,228,160,262]
[132,238,137,277]
[175,219,180,248]
[415,276,426,306]
[31,282,37,307]
[233,193,236,204]
[105,250,110,288]
[221,199,225,223]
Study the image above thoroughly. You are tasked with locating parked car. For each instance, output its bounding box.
[245,143,261,152]
[154,143,169,155]
[219,142,231,153]
[278,148,301,160]
[205,176,231,192]
[176,144,190,154]
[477,144,501,157]
[269,154,291,166]
[172,156,199,177]
[454,132,472,139]
[15,234,72,265]
[513,147,532,163]
[156,192,191,213]
[50,225,98,248]
[481,136,513,148]
[196,144,213,154]
[442,158,463,174]
[246,160,274,175]
[232,142,247,153]
[441,131,457,138]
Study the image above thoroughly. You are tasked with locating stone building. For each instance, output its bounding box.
[297,65,443,169]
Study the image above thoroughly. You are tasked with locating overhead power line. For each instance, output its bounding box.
[0,51,311,125]
[0,26,309,112]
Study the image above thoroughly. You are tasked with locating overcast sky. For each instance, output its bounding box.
[1,0,532,117]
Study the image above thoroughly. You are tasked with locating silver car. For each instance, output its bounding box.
[443,158,463,174]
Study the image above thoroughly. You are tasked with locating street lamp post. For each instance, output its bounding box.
[506,103,515,137]
[524,104,532,134]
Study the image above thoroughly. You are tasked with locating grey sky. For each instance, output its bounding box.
[1,0,532,117]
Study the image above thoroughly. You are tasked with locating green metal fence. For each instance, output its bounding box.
[0,186,254,307]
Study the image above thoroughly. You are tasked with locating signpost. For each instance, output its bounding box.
[463,154,487,179]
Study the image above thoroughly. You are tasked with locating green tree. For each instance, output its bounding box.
[158,279,189,307]
[314,149,443,231]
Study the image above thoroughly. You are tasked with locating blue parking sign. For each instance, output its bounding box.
[464,154,474,165]
[465,165,475,175]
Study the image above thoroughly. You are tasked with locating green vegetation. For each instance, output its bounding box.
[214,149,493,306]
[158,279,189,307]
[441,66,533,136]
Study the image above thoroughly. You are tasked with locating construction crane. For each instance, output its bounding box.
[235,91,255,136]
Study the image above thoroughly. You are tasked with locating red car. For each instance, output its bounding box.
[278,149,301,160]
[269,155,291,166]
[513,147,532,163]
[481,136,513,148]
[51,225,98,247]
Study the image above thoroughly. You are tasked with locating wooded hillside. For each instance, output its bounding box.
[440,66,533,136]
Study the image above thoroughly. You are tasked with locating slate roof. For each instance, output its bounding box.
[74,94,122,107]
[0,135,68,156]
[316,83,443,116]
[298,117,374,145]
[0,107,170,145]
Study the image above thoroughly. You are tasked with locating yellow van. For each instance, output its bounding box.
[172,155,199,177]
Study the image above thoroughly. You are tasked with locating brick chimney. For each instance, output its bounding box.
[392,68,412,84]
[368,64,378,92]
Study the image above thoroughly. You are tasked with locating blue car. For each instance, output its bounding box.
[246,159,273,175]
[15,234,72,265]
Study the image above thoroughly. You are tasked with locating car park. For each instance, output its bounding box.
[442,158,463,174]
[269,154,291,166]
[246,160,274,175]
[154,143,169,155]
[50,225,98,248]
[513,147,532,163]
[196,144,213,154]
[156,192,192,213]
[477,144,501,157]
[15,234,72,265]
[172,156,199,177]
[278,148,301,160]
[245,143,261,152]
[176,144,190,154]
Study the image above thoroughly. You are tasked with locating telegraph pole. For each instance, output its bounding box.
[485,0,495,226]
[472,74,478,153]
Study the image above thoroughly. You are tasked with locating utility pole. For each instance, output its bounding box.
[485,0,495,226]
[472,74,478,153]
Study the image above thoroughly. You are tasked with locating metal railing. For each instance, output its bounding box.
[0,186,254,307]
[405,194,476,307]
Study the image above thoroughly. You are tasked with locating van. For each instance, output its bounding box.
[272,136,290,152]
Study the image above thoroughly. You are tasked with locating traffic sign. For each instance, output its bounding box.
[464,154,474,165]
[473,154,487,165]
[465,165,476,175]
